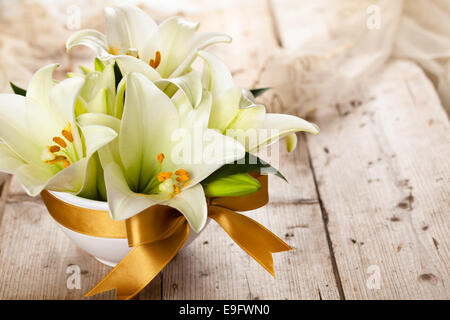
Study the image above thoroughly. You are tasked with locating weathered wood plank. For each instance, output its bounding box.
[272,0,450,300]
[309,60,450,299]
[161,0,340,300]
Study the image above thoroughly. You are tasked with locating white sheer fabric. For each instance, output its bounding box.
[262,0,450,115]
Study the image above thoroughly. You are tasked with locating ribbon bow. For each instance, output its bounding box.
[41,174,291,299]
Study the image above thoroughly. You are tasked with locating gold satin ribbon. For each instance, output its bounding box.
[41,174,291,300]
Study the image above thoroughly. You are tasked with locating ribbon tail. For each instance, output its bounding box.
[85,221,189,300]
[208,206,291,277]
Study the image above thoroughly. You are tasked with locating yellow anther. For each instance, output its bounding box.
[175,169,188,176]
[149,51,161,69]
[173,185,180,194]
[109,46,119,55]
[157,171,173,182]
[48,145,60,153]
[182,181,191,188]
[157,153,165,164]
[63,160,71,169]
[52,137,67,148]
[61,129,74,143]
[46,155,69,165]
[176,174,190,183]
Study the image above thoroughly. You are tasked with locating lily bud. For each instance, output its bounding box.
[203,173,261,197]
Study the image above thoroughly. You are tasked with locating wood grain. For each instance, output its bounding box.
[306,60,450,299]
[272,0,450,300]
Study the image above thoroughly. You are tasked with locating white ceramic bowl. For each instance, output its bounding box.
[48,191,205,267]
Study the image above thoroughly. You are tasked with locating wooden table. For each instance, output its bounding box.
[0,0,449,300]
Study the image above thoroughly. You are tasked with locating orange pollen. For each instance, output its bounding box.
[48,145,60,153]
[175,169,188,176]
[173,185,180,194]
[176,174,190,183]
[52,137,67,148]
[149,51,161,69]
[157,171,173,182]
[63,160,71,169]
[61,129,74,143]
[182,181,191,188]
[46,155,68,165]
[157,153,165,164]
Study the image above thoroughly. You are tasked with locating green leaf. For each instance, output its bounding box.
[203,173,261,197]
[113,62,123,90]
[95,57,105,72]
[9,82,27,96]
[202,152,287,185]
[250,87,270,98]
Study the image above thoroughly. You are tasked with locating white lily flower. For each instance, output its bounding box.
[198,51,320,152]
[66,4,231,80]
[98,72,245,232]
[0,64,118,197]
[75,63,118,117]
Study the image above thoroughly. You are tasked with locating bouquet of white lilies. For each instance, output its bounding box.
[0,4,318,299]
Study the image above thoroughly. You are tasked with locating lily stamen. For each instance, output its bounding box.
[109,46,119,55]
[157,153,165,164]
[46,155,69,165]
[175,169,188,176]
[176,174,190,182]
[49,145,60,153]
[149,51,161,69]
[154,153,191,198]
[157,171,173,182]
[52,137,67,148]
[43,123,77,168]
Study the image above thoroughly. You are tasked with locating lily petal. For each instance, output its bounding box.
[81,125,118,159]
[0,142,55,196]
[181,91,212,129]
[285,133,297,152]
[170,32,232,78]
[227,105,266,131]
[77,113,121,133]
[175,128,246,187]
[101,161,167,221]
[105,4,157,55]
[0,142,25,173]
[248,113,319,152]
[45,158,87,194]
[120,73,179,192]
[155,69,203,108]
[26,64,59,108]
[45,124,117,196]
[113,55,161,82]
[198,50,235,98]
[0,94,47,162]
[50,77,85,155]
[142,17,230,78]
[66,29,109,58]
[87,88,110,114]
[164,184,207,232]
[208,86,241,133]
